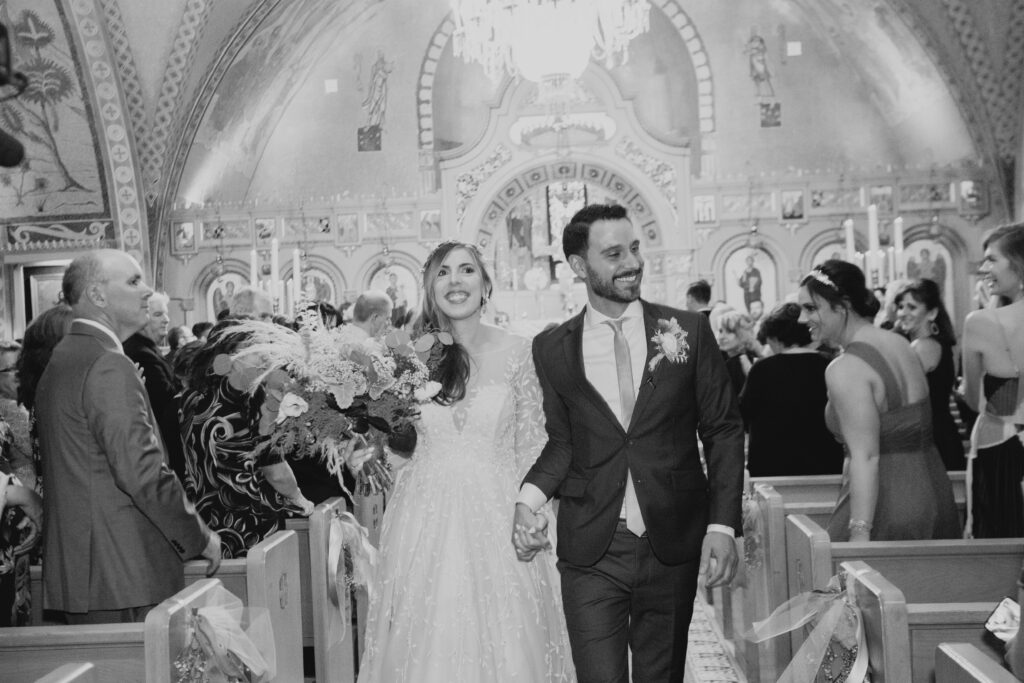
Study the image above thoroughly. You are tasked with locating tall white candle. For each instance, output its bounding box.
[270,238,280,303]
[286,279,295,317]
[292,249,302,309]
[866,205,880,285]
[249,249,258,286]
[843,218,856,263]
[893,217,904,278]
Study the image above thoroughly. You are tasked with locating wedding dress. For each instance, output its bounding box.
[357,334,576,682]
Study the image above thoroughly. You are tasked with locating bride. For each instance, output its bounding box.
[357,241,576,682]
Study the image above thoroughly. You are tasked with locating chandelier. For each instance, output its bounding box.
[451,0,651,83]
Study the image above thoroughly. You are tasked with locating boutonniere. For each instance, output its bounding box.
[648,317,689,372]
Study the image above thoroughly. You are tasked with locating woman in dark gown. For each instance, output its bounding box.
[894,279,966,471]
[961,223,1024,538]
[741,303,843,476]
[798,260,960,542]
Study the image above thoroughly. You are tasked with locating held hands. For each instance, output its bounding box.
[699,530,738,588]
[202,530,223,577]
[512,503,551,562]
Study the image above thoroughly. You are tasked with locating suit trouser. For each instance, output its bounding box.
[559,521,699,683]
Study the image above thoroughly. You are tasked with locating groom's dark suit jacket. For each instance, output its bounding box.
[525,300,744,567]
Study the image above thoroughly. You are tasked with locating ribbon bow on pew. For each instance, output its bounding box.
[326,510,379,643]
[174,584,276,683]
[746,571,870,683]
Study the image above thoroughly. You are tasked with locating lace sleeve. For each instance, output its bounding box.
[507,337,548,482]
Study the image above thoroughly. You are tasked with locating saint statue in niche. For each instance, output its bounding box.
[358,51,393,152]
[745,34,775,98]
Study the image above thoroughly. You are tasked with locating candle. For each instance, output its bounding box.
[270,238,280,303]
[866,205,880,286]
[886,246,896,283]
[292,249,302,309]
[249,249,258,286]
[286,279,295,317]
[843,218,856,263]
[893,217,904,278]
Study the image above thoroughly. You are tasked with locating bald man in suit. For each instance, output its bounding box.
[37,249,220,624]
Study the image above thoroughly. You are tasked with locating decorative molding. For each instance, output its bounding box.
[68,0,147,266]
[147,0,212,205]
[3,221,112,251]
[454,145,512,225]
[615,137,677,211]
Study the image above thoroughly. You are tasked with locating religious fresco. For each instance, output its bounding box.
[0,1,106,220]
[723,248,777,322]
[904,238,955,322]
[205,272,246,321]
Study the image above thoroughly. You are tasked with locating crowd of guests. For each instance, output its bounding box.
[692,221,1024,547]
[0,247,408,625]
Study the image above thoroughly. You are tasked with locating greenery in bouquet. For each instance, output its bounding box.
[215,315,447,496]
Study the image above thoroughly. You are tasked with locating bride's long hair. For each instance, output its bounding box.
[414,240,494,405]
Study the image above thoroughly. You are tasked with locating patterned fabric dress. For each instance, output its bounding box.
[357,335,575,682]
[0,418,34,626]
[182,364,288,560]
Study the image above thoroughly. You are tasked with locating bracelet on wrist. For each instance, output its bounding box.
[848,518,872,534]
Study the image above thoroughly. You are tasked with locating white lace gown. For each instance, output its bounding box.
[357,334,576,682]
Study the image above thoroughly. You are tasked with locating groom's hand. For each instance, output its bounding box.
[512,503,550,562]
[699,530,738,588]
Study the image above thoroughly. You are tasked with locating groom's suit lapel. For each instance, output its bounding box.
[628,301,662,429]
[558,302,663,434]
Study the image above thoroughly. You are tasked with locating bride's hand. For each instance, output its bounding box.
[512,503,551,562]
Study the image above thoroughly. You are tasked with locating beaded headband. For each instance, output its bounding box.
[806,268,838,291]
[421,240,484,275]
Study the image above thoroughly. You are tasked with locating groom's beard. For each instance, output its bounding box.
[586,263,643,304]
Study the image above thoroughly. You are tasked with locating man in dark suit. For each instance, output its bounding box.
[124,291,187,481]
[513,205,743,682]
[685,278,713,317]
[37,249,220,624]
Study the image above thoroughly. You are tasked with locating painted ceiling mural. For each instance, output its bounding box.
[0,0,107,221]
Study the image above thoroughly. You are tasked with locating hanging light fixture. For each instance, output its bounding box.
[451,0,651,83]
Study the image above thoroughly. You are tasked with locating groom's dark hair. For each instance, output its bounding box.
[562,204,629,261]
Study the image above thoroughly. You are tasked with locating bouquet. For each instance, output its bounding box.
[213,312,448,496]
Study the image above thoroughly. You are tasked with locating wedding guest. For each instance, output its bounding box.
[182,287,314,558]
[165,325,196,366]
[192,321,214,342]
[350,291,392,339]
[15,304,74,497]
[0,414,42,626]
[717,309,759,399]
[125,292,187,481]
[961,223,1024,537]
[358,241,574,681]
[798,260,959,542]
[37,249,219,623]
[685,279,712,316]
[741,303,844,476]
[0,340,32,489]
[895,279,966,471]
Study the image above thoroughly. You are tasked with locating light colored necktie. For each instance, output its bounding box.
[605,318,645,537]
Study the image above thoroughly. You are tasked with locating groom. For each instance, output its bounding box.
[512,204,744,682]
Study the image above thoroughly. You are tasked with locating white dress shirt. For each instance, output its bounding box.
[519,301,733,538]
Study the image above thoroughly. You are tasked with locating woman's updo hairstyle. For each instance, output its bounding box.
[800,259,880,320]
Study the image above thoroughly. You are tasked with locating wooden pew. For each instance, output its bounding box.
[145,578,230,681]
[752,470,966,507]
[787,516,1018,682]
[284,516,314,647]
[309,497,357,683]
[0,621,145,681]
[32,663,96,683]
[785,514,1024,604]
[244,530,303,683]
[843,560,913,683]
[936,643,1018,682]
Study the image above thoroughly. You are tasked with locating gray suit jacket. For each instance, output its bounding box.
[37,321,210,612]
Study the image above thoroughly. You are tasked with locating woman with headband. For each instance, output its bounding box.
[798,260,959,541]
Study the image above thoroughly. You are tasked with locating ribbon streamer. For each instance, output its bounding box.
[747,573,869,683]
[326,512,379,644]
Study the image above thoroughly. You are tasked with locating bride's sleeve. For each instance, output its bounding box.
[510,338,548,482]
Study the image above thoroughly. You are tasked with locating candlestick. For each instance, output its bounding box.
[270,238,280,303]
[292,249,302,311]
[866,205,880,286]
[893,217,904,279]
[249,249,258,286]
[286,279,295,317]
[843,218,856,263]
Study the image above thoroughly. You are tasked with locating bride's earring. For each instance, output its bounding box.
[480,296,488,315]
